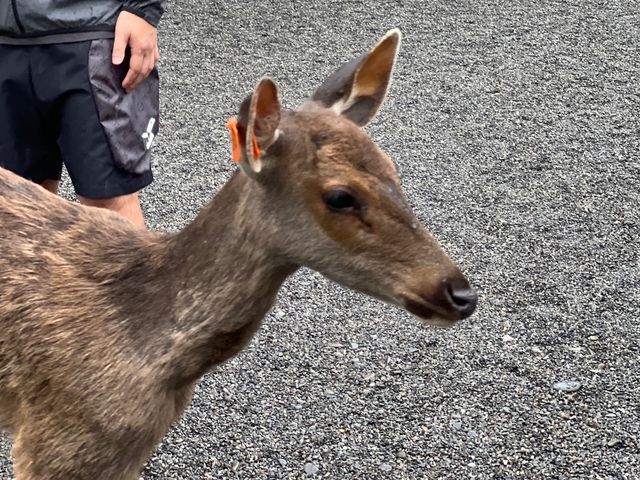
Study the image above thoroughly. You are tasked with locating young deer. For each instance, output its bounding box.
[0,29,476,479]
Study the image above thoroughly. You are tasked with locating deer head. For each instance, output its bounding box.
[229,29,477,327]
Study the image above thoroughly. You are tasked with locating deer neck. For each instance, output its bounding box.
[160,171,296,386]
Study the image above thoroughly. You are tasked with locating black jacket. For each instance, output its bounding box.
[0,0,165,45]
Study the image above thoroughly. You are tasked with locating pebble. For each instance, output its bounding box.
[304,463,319,476]
[607,438,623,448]
[380,463,393,472]
[424,338,438,347]
[553,380,582,392]
[451,419,463,430]
[278,458,287,467]
[502,334,516,343]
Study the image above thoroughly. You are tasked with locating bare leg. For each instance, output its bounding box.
[79,193,146,229]
[40,179,60,195]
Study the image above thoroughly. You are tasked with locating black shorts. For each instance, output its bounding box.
[0,39,159,198]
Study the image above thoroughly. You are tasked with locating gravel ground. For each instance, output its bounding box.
[1,1,639,479]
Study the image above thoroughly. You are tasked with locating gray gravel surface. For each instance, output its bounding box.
[2,1,639,479]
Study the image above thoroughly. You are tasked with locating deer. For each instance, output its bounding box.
[0,29,477,479]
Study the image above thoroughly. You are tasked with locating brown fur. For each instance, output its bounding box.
[0,30,476,479]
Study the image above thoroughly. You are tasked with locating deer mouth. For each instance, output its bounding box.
[400,296,458,328]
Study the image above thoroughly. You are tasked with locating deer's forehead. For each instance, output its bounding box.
[280,110,399,183]
[306,120,398,178]
[315,139,397,179]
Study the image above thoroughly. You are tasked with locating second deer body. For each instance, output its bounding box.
[0,30,476,479]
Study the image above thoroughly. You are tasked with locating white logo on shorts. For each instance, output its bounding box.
[142,118,156,150]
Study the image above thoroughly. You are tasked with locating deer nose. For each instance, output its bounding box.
[444,278,478,319]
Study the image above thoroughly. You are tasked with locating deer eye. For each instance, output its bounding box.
[323,189,360,212]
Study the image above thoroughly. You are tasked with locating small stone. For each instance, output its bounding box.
[553,380,581,392]
[380,463,393,472]
[607,438,623,448]
[274,309,285,319]
[363,372,376,381]
[450,419,463,430]
[502,334,516,343]
[408,347,419,353]
[531,346,543,354]
[424,338,438,347]
[278,458,287,467]
[467,429,478,439]
[350,341,359,350]
[304,463,319,476]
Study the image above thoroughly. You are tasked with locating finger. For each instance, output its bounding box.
[112,25,129,65]
[128,53,154,92]
[141,54,154,80]
[123,69,142,93]
[122,51,145,92]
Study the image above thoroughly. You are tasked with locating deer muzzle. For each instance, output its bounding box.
[398,275,478,327]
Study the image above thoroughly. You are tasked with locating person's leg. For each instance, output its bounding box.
[0,45,63,189]
[33,40,157,228]
[79,193,146,229]
[41,179,60,194]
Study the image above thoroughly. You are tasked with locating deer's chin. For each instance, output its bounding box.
[400,297,458,328]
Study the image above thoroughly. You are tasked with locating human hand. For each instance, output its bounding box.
[112,11,160,93]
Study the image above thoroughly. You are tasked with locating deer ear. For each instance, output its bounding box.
[310,29,401,126]
[234,77,282,175]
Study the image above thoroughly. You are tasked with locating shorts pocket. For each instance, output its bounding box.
[87,39,159,175]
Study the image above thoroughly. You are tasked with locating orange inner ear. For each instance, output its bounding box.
[225,118,260,163]
[355,36,397,96]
